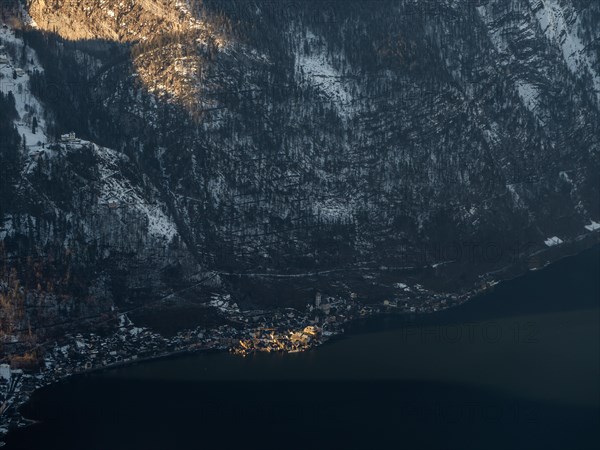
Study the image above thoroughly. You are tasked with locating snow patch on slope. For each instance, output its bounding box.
[0,216,14,240]
[19,4,39,28]
[506,184,525,209]
[530,0,600,104]
[476,5,543,117]
[77,143,179,241]
[515,81,541,113]
[476,5,510,54]
[312,199,354,224]
[295,31,354,119]
[0,26,48,150]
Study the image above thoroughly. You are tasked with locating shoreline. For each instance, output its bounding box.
[1,233,599,443]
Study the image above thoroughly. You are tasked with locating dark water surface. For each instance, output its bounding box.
[6,247,600,450]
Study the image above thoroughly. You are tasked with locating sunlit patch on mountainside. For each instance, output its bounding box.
[26,0,229,109]
[27,0,219,42]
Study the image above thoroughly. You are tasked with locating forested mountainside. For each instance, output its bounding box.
[0,0,599,346]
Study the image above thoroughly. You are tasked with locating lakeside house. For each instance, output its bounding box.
[544,236,563,247]
[584,221,600,232]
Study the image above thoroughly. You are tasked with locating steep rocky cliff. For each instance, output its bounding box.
[1,0,599,342]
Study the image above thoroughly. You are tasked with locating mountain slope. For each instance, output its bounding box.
[0,0,599,343]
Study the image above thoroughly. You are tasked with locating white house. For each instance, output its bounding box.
[584,221,600,232]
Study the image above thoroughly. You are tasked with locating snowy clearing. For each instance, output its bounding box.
[295,30,355,119]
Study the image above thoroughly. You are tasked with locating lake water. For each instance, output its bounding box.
[5,246,600,450]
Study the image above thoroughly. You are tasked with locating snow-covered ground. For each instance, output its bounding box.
[295,30,355,119]
[0,25,48,151]
[515,81,541,113]
[19,3,39,29]
[0,215,12,240]
[506,184,525,209]
[476,5,545,118]
[91,143,179,241]
[476,4,512,54]
[530,0,600,104]
[0,20,178,245]
[312,198,354,224]
[478,1,600,115]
